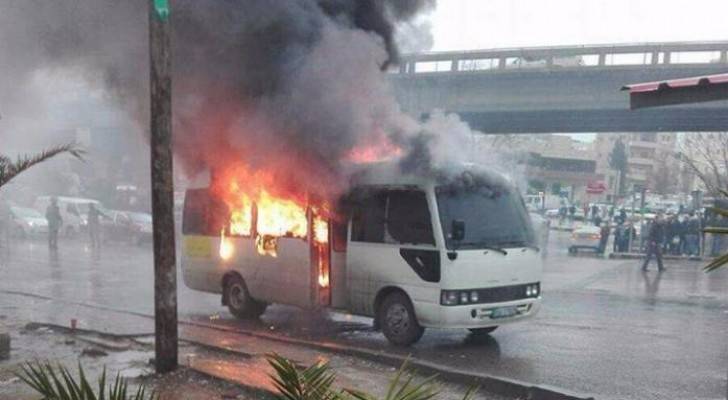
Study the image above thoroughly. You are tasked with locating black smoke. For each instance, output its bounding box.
[1,0,438,198]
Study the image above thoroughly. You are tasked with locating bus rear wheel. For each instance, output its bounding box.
[378,291,424,346]
[224,275,267,319]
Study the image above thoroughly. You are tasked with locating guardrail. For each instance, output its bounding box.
[395,41,728,74]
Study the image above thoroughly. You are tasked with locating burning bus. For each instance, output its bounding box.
[181,163,542,346]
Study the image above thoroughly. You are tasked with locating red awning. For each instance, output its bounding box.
[622,72,728,109]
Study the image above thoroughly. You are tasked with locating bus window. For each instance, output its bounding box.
[386,190,435,246]
[332,221,347,252]
[350,191,386,243]
[182,189,210,235]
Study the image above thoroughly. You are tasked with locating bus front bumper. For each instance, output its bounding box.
[413,297,541,329]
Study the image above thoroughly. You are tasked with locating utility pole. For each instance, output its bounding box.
[148,0,177,373]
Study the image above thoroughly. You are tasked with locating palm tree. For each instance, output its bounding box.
[0,143,84,189]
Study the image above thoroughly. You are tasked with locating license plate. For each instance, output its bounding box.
[491,306,518,319]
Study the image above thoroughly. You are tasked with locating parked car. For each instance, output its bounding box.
[103,210,152,245]
[569,225,602,253]
[10,206,48,238]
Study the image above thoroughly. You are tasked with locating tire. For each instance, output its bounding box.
[468,326,498,336]
[568,246,577,254]
[378,291,424,346]
[224,275,267,319]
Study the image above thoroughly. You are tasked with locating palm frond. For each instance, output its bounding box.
[15,361,157,400]
[704,252,728,273]
[0,143,85,188]
[707,207,728,219]
[267,353,342,400]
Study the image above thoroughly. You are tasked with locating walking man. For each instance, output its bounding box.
[46,197,62,250]
[87,203,103,249]
[643,213,666,272]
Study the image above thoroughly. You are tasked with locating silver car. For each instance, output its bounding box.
[569,225,602,253]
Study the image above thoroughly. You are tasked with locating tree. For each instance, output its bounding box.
[608,138,629,197]
[0,143,84,189]
[678,132,728,196]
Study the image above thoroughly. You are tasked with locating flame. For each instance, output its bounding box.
[256,191,307,238]
[213,164,309,249]
[219,229,234,260]
[318,270,330,288]
[313,217,329,244]
[346,133,402,164]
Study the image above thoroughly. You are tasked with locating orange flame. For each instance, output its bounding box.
[219,229,234,260]
[313,217,329,244]
[346,134,403,164]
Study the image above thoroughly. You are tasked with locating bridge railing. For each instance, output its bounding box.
[395,42,728,74]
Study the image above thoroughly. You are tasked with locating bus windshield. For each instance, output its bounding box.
[436,184,535,250]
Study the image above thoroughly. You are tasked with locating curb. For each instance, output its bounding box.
[179,319,595,400]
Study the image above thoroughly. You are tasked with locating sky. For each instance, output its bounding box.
[429,0,728,51]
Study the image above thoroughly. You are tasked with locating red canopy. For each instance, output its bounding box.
[622,72,728,109]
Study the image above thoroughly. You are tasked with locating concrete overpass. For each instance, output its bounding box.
[388,42,728,133]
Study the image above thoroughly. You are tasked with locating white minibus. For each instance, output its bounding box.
[181,167,542,346]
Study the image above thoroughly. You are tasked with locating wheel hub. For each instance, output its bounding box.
[386,304,410,334]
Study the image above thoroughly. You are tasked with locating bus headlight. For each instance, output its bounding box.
[441,291,459,306]
[470,291,479,303]
[460,292,469,304]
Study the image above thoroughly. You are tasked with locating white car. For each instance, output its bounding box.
[569,225,602,253]
[10,206,49,238]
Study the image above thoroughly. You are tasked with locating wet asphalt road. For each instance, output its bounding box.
[0,232,726,400]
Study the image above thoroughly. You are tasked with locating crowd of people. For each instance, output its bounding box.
[589,205,727,258]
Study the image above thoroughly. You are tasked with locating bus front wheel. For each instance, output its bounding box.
[378,291,424,346]
[224,275,267,319]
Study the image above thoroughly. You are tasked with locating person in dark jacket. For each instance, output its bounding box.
[643,214,666,272]
[598,223,610,254]
[685,213,701,256]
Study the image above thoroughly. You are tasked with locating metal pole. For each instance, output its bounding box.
[149,0,177,373]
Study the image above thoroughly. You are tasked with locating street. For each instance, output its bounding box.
[1,231,726,400]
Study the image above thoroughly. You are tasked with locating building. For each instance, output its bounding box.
[507,135,607,203]
[595,132,679,196]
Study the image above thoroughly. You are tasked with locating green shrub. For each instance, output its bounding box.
[267,353,477,400]
[16,361,158,400]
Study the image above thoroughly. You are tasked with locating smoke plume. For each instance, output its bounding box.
[0,0,514,203]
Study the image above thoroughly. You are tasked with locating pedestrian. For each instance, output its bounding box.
[643,213,666,272]
[87,203,105,249]
[613,223,622,252]
[591,204,599,221]
[616,208,627,225]
[0,197,9,248]
[598,223,610,254]
[46,197,62,250]
[685,212,701,256]
[668,215,682,255]
[594,214,602,227]
[710,214,725,257]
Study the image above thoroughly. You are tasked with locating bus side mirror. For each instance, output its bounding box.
[451,220,465,241]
